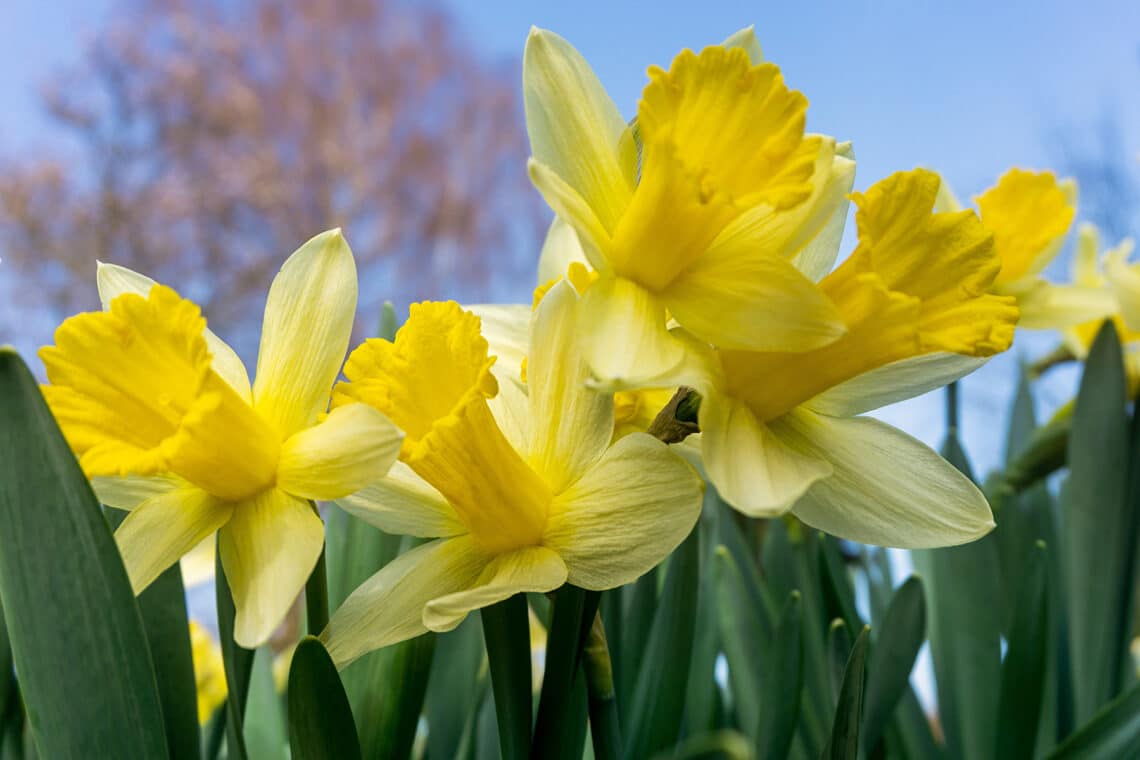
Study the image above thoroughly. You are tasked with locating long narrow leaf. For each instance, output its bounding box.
[288,637,362,760]
[823,626,870,760]
[862,576,925,755]
[996,541,1050,759]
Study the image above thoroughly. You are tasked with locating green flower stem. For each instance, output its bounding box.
[481,594,533,760]
[531,586,591,759]
[305,542,329,636]
[583,610,622,760]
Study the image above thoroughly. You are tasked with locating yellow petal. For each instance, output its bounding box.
[1072,223,1102,286]
[277,403,403,501]
[526,281,613,492]
[115,488,233,594]
[96,262,252,402]
[523,28,632,234]
[975,169,1076,288]
[528,159,613,270]
[537,217,591,285]
[40,286,279,501]
[661,246,846,352]
[772,410,995,548]
[699,393,831,516]
[1013,280,1117,330]
[321,535,489,667]
[92,474,185,511]
[1103,240,1140,331]
[721,26,764,63]
[543,433,703,589]
[181,538,217,589]
[337,461,466,538]
[804,353,988,418]
[576,275,687,391]
[253,229,357,439]
[423,546,568,631]
[467,303,531,387]
[219,490,324,648]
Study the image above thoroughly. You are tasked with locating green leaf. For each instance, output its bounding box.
[244,647,287,759]
[532,585,589,758]
[324,505,402,613]
[914,426,1001,760]
[426,618,486,758]
[287,637,362,760]
[827,619,853,706]
[0,602,14,741]
[714,546,765,737]
[619,564,658,723]
[862,576,925,756]
[653,730,755,760]
[1065,321,1133,722]
[1046,681,1140,759]
[354,633,436,759]
[0,349,168,759]
[995,541,1049,759]
[822,625,870,760]
[685,543,724,737]
[481,594,532,760]
[1001,409,1071,493]
[625,525,701,759]
[216,550,254,760]
[756,591,803,760]
[819,536,861,637]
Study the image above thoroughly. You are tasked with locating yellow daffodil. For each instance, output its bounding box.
[189,621,227,724]
[39,230,404,647]
[320,282,704,665]
[688,169,1013,546]
[524,27,856,389]
[1061,223,1140,373]
[938,168,1114,328]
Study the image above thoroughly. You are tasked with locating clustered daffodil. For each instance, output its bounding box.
[320,282,703,665]
[39,230,404,647]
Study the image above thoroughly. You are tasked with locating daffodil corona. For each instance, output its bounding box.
[524,27,856,388]
[691,170,1014,547]
[320,282,703,665]
[40,230,404,647]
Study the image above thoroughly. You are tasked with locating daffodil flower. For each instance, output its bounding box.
[39,230,404,647]
[320,282,703,665]
[523,27,856,388]
[688,170,1015,547]
[938,168,1114,328]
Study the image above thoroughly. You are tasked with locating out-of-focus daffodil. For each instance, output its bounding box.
[523,27,856,389]
[39,230,404,647]
[688,169,1013,547]
[938,169,1114,328]
[320,283,703,666]
[189,621,227,724]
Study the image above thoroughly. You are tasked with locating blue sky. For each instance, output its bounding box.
[2,0,1139,468]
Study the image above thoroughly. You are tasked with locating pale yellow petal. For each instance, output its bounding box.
[791,141,856,281]
[423,546,567,631]
[933,174,965,213]
[219,490,325,648]
[96,261,252,402]
[526,281,613,491]
[721,26,764,63]
[577,275,687,391]
[467,303,531,386]
[543,433,703,590]
[115,488,232,594]
[662,246,846,352]
[277,403,403,501]
[804,353,989,417]
[252,229,357,439]
[523,28,631,233]
[699,393,831,517]
[321,535,489,667]
[528,159,613,271]
[1072,223,1102,286]
[772,410,995,548]
[336,461,466,538]
[487,365,532,457]
[537,216,592,285]
[180,537,217,589]
[92,473,186,511]
[1014,280,1117,330]
[1103,240,1140,331]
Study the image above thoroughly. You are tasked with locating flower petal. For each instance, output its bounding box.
[721,26,764,63]
[218,489,325,648]
[1103,240,1140,331]
[791,141,856,281]
[277,403,403,501]
[699,393,831,516]
[528,159,613,271]
[527,281,613,491]
[467,303,531,386]
[804,353,989,417]
[423,546,567,632]
[537,217,591,285]
[115,488,233,594]
[543,433,703,589]
[252,229,357,439]
[320,535,489,666]
[92,473,186,511]
[96,262,252,402]
[661,248,846,352]
[336,461,466,538]
[771,410,996,548]
[523,28,631,233]
[1013,280,1117,330]
[577,274,688,390]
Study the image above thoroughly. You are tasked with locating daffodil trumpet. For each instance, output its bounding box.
[39,229,404,648]
[320,281,704,666]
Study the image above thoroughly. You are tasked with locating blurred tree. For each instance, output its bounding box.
[0,0,544,355]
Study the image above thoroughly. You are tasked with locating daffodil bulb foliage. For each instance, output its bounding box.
[320,282,704,666]
[524,26,856,390]
[688,169,1015,547]
[938,168,1115,330]
[39,230,405,648]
